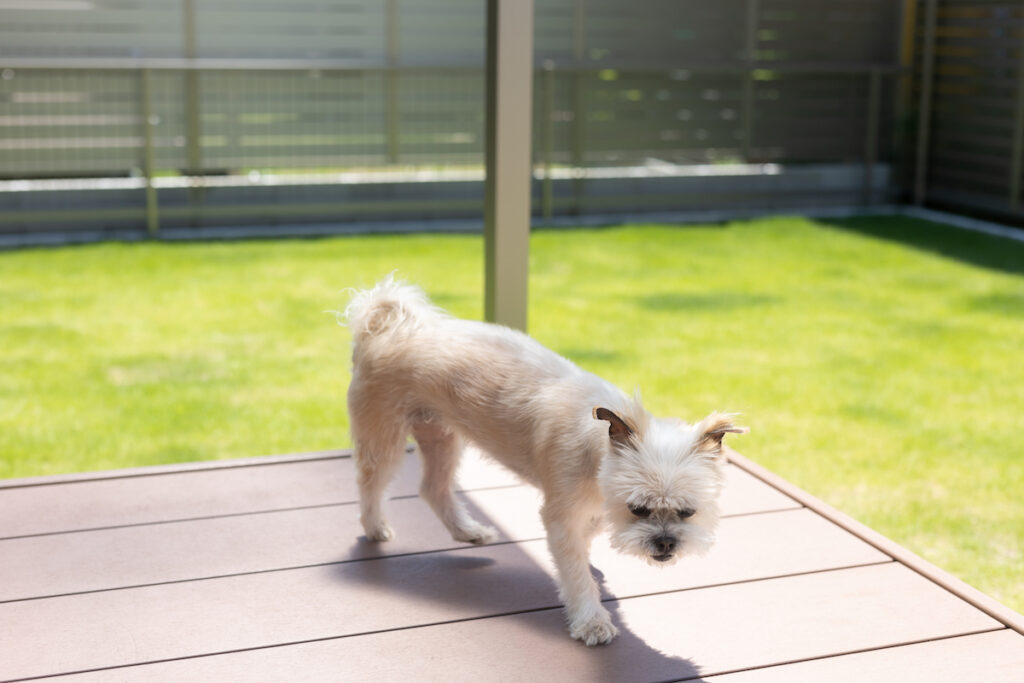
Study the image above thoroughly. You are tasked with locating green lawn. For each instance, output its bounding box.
[1,215,1021,614]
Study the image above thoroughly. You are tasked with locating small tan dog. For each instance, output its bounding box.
[345,276,746,645]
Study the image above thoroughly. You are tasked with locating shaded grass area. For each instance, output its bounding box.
[1,215,1021,613]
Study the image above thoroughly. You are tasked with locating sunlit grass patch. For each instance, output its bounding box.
[1,214,1021,612]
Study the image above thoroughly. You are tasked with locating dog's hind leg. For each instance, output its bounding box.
[412,422,498,545]
[351,412,407,542]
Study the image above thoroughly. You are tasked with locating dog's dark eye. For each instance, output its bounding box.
[628,504,651,518]
[677,507,696,519]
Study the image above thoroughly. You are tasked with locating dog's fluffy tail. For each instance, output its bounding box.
[344,274,438,347]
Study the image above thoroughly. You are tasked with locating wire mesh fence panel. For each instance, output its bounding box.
[395,71,484,166]
[395,0,485,65]
[578,0,747,65]
[194,1,388,62]
[0,69,148,178]
[0,1,185,60]
[576,70,746,166]
[197,69,391,172]
[0,0,917,238]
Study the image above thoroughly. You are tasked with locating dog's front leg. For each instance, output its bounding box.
[541,503,618,646]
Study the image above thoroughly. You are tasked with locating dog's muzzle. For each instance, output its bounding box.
[650,534,677,562]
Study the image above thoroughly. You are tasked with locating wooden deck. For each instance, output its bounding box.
[1,448,1022,682]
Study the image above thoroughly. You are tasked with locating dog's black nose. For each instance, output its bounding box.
[653,535,677,556]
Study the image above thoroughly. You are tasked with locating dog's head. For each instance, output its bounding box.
[594,405,746,566]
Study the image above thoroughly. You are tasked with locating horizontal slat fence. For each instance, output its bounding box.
[913,0,1024,221]
[0,0,905,238]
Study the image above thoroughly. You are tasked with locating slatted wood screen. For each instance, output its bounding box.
[915,0,1024,220]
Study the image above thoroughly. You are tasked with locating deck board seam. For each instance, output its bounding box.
[0,483,528,542]
[0,537,547,604]
[0,504,816,605]
[4,626,1011,683]
[0,604,580,683]
[3,531,873,604]
[4,561,987,683]
[0,451,359,490]
[667,626,1012,682]
[0,552,896,612]
[595,559,896,606]
[725,449,1024,636]
[0,484,797,542]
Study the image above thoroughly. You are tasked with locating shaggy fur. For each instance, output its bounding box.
[345,275,746,646]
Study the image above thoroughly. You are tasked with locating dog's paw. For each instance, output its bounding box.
[452,522,499,545]
[364,522,396,542]
[569,610,619,646]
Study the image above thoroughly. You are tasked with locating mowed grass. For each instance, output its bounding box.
[1,215,1021,613]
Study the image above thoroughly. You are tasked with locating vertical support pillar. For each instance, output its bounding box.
[1008,24,1024,211]
[386,0,400,164]
[895,0,918,200]
[570,0,585,214]
[742,0,759,161]
[541,60,555,221]
[484,0,534,331]
[913,0,938,206]
[183,0,201,174]
[864,69,882,205]
[182,0,203,227]
[140,68,160,237]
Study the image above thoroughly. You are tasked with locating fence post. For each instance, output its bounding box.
[140,68,160,237]
[541,60,555,221]
[896,0,918,202]
[1009,26,1024,211]
[913,0,938,206]
[182,0,203,228]
[864,69,882,206]
[386,0,400,165]
[742,0,759,161]
[183,0,201,174]
[570,0,585,214]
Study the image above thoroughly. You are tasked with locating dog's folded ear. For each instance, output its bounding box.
[593,407,634,447]
[696,413,749,455]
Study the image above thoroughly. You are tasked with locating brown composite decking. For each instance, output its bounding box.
[1,448,1022,682]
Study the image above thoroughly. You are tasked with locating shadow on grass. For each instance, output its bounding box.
[967,291,1024,316]
[638,292,780,312]
[822,215,1024,277]
[559,348,623,364]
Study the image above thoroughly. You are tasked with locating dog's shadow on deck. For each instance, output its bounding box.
[336,498,707,682]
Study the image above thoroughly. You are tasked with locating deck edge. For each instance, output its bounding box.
[724,447,1024,637]
[0,449,356,490]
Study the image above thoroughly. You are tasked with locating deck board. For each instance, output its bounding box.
[1,448,1022,682]
[28,566,1006,683]
[703,630,1024,682]
[0,499,877,603]
[0,450,792,539]
[0,510,889,678]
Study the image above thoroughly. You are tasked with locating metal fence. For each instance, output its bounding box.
[0,0,910,239]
